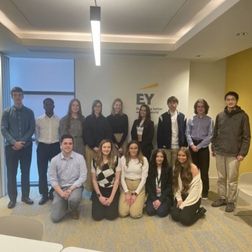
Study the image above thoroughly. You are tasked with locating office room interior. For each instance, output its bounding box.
[0,0,252,252]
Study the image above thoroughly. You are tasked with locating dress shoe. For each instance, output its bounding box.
[21,197,34,205]
[48,190,54,200]
[39,197,48,205]
[8,201,16,209]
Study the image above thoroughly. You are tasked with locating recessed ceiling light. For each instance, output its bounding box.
[236,32,248,37]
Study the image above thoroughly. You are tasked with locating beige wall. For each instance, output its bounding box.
[189,60,226,177]
[75,54,190,145]
[75,55,227,177]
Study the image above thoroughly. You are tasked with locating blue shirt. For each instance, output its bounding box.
[186,115,214,149]
[1,105,35,147]
[49,151,87,188]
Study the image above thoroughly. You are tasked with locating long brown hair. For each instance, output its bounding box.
[173,147,193,193]
[124,140,144,166]
[95,139,117,169]
[66,98,84,133]
[149,149,169,177]
[111,98,123,115]
[138,104,151,121]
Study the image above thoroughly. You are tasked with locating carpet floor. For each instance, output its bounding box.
[1,184,252,252]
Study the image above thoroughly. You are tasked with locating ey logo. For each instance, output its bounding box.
[136,83,158,105]
[136,93,154,105]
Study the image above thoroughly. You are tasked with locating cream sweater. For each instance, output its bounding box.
[174,172,202,209]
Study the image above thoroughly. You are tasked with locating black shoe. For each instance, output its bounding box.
[48,190,54,200]
[21,197,34,205]
[197,207,207,218]
[8,201,16,209]
[39,197,48,205]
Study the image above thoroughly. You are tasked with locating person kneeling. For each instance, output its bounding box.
[171,147,206,226]
[146,149,173,217]
[119,141,149,219]
[48,134,87,223]
[91,140,121,221]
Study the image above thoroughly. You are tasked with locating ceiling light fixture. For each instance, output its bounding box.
[90,1,101,66]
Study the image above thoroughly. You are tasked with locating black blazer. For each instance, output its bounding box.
[146,166,173,203]
[157,111,187,149]
[131,119,154,159]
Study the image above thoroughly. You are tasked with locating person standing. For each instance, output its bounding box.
[211,91,250,212]
[157,96,187,168]
[48,134,87,222]
[1,87,35,209]
[59,98,85,155]
[131,104,154,160]
[84,100,112,191]
[107,98,128,156]
[35,98,61,205]
[186,99,214,199]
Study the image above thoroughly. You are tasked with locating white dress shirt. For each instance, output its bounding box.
[170,110,179,149]
[35,114,60,144]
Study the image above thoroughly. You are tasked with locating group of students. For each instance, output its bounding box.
[90,139,206,226]
[1,87,250,225]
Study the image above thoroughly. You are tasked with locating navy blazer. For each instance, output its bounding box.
[157,111,187,149]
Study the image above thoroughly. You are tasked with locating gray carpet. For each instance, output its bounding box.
[1,187,252,252]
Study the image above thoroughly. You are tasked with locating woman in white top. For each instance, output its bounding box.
[119,140,149,218]
[91,139,121,220]
[171,147,206,226]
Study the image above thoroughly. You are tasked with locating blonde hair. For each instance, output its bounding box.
[111,98,123,115]
[95,139,118,169]
[124,140,144,166]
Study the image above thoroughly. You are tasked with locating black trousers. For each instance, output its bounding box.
[37,142,60,197]
[146,198,172,217]
[5,144,32,202]
[171,199,201,226]
[91,186,120,221]
[190,146,209,197]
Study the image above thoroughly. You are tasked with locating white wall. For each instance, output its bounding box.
[75,56,226,178]
[75,54,190,139]
[189,60,226,177]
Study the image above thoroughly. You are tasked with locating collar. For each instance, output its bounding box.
[60,152,74,160]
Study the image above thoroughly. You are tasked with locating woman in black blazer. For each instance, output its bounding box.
[146,149,173,217]
[131,104,154,160]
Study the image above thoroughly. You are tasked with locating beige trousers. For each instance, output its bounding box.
[84,146,97,192]
[119,179,145,218]
[163,148,179,170]
[216,154,240,203]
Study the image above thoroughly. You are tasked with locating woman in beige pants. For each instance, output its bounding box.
[119,141,149,218]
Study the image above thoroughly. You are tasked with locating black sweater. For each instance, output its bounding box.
[84,114,112,148]
[107,113,128,147]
